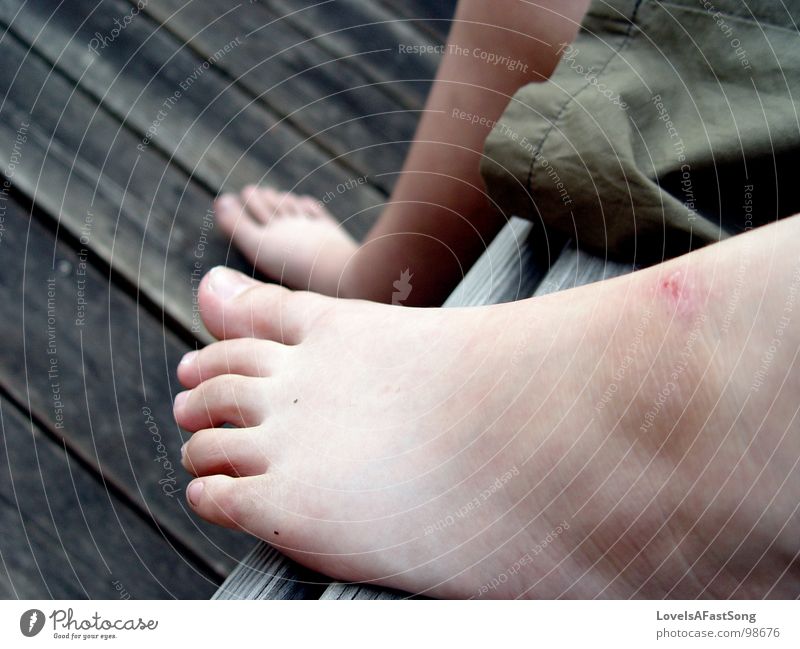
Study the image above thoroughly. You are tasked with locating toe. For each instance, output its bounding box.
[173,374,268,431]
[182,427,270,477]
[299,196,325,218]
[213,193,244,232]
[277,192,302,214]
[178,339,287,389]
[186,475,240,529]
[214,194,269,264]
[186,474,284,534]
[240,185,278,224]
[199,267,325,343]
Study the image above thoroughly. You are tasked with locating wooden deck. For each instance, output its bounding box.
[0,0,634,600]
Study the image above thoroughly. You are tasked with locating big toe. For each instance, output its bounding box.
[213,194,243,234]
[198,266,326,343]
[214,194,271,263]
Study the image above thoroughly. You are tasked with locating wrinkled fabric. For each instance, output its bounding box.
[481,0,800,263]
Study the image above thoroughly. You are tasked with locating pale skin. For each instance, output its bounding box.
[178,0,800,597]
[177,216,800,597]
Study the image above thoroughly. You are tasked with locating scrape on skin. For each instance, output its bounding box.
[657,268,702,319]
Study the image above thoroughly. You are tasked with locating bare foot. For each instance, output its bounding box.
[214,186,357,296]
[175,219,800,598]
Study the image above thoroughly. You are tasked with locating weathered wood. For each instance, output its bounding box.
[256,0,438,109]
[530,243,633,297]
[212,542,326,600]
[0,192,280,585]
[0,31,378,345]
[443,218,545,307]
[319,583,410,600]
[0,395,216,599]
[135,0,421,191]
[0,0,384,217]
[0,0,383,219]
[378,0,457,43]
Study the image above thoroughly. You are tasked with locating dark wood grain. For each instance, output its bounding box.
[0,191,305,586]
[0,0,385,214]
[256,0,438,110]
[135,0,422,191]
[0,32,382,343]
[0,395,216,599]
[378,0,457,42]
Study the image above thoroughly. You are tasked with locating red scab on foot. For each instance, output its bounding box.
[657,268,703,319]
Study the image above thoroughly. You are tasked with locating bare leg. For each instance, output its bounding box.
[214,0,592,304]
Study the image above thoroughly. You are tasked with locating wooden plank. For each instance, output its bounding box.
[212,543,325,600]
[255,0,438,109]
[0,30,380,342]
[134,0,420,190]
[531,244,634,297]
[378,0,457,43]
[0,35,218,341]
[0,191,312,589]
[0,0,383,221]
[0,395,215,599]
[319,583,409,600]
[443,218,546,307]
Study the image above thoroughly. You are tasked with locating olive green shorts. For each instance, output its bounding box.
[480,0,800,263]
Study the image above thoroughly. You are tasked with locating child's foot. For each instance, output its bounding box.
[175,220,800,598]
[214,186,357,296]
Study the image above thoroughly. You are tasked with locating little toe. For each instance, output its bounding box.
[182,427,270,477]
[178,339,287,389]
[173,375,268,431]
[199,267,325,343]
[186,474,284,534]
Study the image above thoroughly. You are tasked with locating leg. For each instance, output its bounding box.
[176,216,800,598]
[214,0,592,304]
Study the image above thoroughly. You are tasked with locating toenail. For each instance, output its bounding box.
[174,391,189,413]
[179,351,198,366]
[187,481,204,506]
[180,442,187,462]
[215,194,237,210]
[208,266,253,300]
